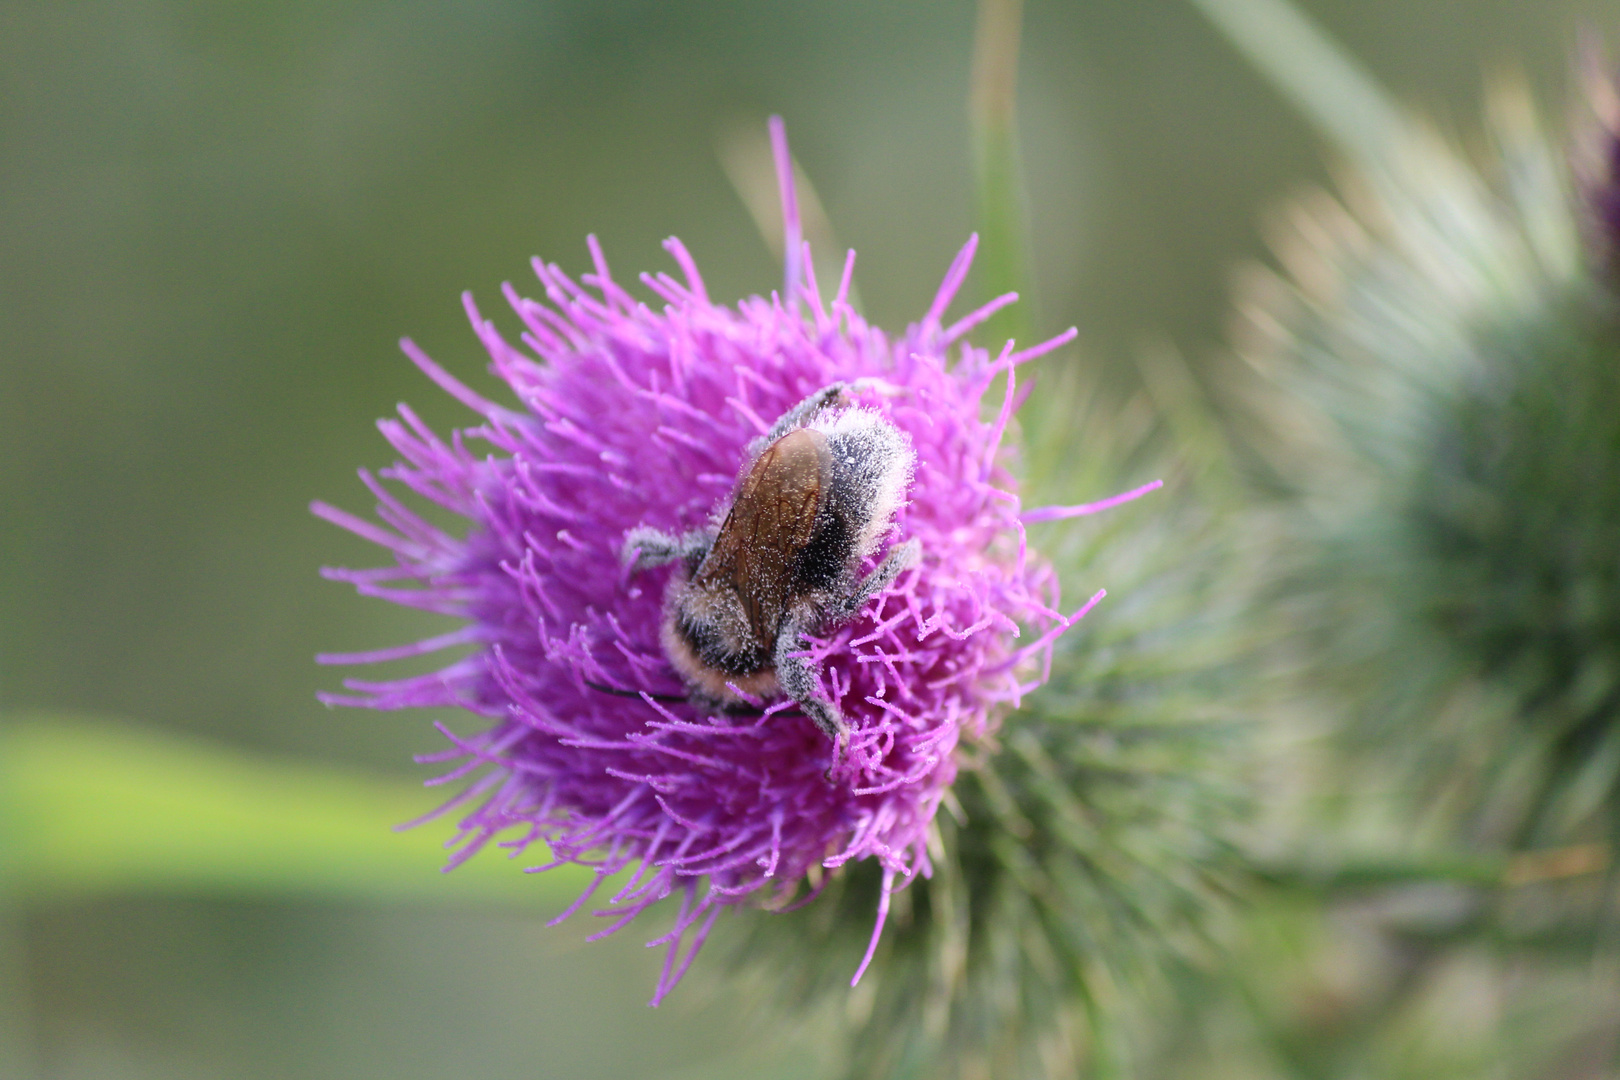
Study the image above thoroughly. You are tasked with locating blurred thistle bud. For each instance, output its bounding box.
[312,119,1183,1007]
[1230,65,1620,851]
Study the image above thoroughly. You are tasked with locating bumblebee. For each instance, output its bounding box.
[623,383,919,745]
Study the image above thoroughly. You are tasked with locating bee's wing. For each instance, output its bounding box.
[695,428,830,650]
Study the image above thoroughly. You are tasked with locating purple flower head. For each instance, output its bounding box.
[1574,53,1620,280]
[315,119,1141,1004]
[1583,69,1620,272]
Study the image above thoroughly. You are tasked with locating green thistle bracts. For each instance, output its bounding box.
[734,374,1258,1079]
[1404,296,1620,843]
[1232,84,1620,849]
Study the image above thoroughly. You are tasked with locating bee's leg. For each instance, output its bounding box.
[829,539,921,622]
[622,525,713,573]
[774,616,848,750]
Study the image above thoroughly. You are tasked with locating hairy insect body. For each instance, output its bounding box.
[624,384,918,748]
[664,428,827,698]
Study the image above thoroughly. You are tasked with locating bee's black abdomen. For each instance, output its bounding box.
[676,606,771,676]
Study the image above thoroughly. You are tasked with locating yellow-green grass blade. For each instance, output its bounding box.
[0,714,590,906]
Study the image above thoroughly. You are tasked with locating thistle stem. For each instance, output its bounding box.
[970,0,1034,347]
[1183,0,1407,164]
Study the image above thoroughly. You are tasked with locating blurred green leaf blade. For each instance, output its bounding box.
[0,714,590,906]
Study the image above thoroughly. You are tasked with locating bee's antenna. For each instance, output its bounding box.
[583,680,689,703]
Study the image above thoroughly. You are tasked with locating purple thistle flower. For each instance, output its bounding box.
[314,119,1141,1004]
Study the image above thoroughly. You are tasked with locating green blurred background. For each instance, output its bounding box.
[1,1,1616,1076]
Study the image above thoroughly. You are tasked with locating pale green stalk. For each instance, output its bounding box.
[1183,0,1407,165]
[970,0,1034,348]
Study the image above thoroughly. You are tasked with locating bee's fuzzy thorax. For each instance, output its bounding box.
[809,406,915,564]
